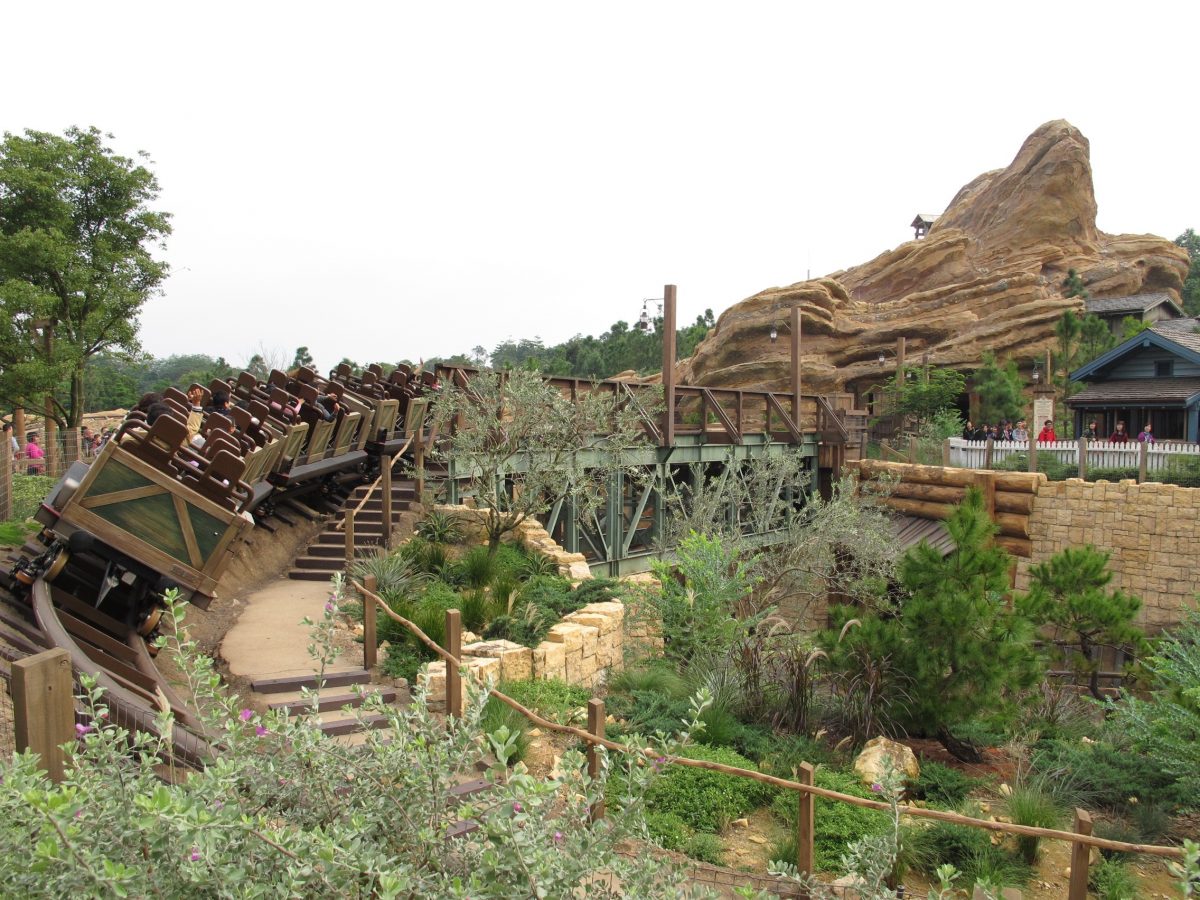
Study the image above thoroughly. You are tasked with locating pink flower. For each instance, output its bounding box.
[553,831,563,844]
[74,809,83,819]
[189,848,200,862]
[512,802,523,813]
[239,709,254,722]
[870,783,883,794]
[74,723,91,737]
[255,725,267,737]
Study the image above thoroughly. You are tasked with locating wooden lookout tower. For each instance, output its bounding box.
[910,213,938,240]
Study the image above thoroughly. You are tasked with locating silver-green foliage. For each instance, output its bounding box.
[432,368,658,551]
[1107,611,1200,797]
[0,583,711,899]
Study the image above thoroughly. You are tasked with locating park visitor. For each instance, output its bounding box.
[1109,421,1130,443]
[1137,423,1154,443]
[1036,420,1056,443]
[24,433,45,474]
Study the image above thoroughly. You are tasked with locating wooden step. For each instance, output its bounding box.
[319,712,392,736]
[291,556,346,572]
[251,669,371,694]
[268,686,399,714]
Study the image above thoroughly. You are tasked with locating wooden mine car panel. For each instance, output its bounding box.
[55,442,251,599]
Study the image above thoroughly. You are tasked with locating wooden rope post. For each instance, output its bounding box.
[984,437,994,468]
[587,698,606,822]
[1078,437,1088,480]
[344,508,355,567]
[414,437,425,502]
[1028,435,1038,473]
[381,454,393,547]
[1138,440,1148,484]
[1068,808,1093,900]
[12,648,75,783]
[363,574,378,670]
[941,439,951,467]
[797,762,815,875]
[445,609,462,719]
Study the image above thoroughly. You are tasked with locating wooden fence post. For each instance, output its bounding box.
[12,648,75,783]
[1137,441,1148,484]
[381,454,393,548]
[1028,437,1038,473]
[587,698,606,822]
[984,437,994,468]
[1078,437,1088,480]
[344,509,355,567]
[797,762,815,875]
[363,574,377,671]
[446,609,462,719]
[1068,808,1093,900]
[941,439,951,467]
[907,435,918,463]
[414,437,426,502]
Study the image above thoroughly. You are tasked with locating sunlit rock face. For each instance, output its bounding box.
[680,120,1189,396]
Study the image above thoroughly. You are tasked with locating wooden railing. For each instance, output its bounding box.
[351,577,1184,895]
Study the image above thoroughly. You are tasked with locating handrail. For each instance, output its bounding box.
[815,395,850,443]
[334,435,413,532]
[350,577,1184,861]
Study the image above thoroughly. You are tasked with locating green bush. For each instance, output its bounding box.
[756,733,836,775]
[683,832,725,865]
[645,745,774,833]
[994,452,1076,481]
[1090,857,1139,898]
[11,474,55,521]
[380,642,424,683]
[518,552,558,579]
[415,509,463,544]
[453,546,499,590]
[484,575,589,647]
[480,695,530,763]
[770,769,889,872]
[501,679,589,725]
[491,543,529,580]
[570,577,619,606]
[644,811,688,851]
[458,589,491,633]
[606,689,694,741]
[609,665,689,699]
[910,761,985,808]
[912,821,991,873]
[1004,782,1064,864]
[400,537,451,578]
[1032,738,1181,810]
[0,520,36,546]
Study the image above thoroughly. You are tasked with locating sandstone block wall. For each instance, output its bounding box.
[1016,478,1200,630]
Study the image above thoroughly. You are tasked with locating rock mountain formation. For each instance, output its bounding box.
[679,121,1190,397]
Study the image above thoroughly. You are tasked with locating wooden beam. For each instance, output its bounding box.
[446,609,462,720]
[797,762,815,875]
[12,648,75,783]
[1068,809,1093,900]
[363,574,378,671]
[587,699,606,822]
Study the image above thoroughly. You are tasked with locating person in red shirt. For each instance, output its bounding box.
[1109,421,1130,443]
[1036,419,1057,443]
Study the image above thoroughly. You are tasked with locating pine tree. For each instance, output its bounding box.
[1018,545,1146,700]
[894,488,1042,761]
[973,351,1025,424]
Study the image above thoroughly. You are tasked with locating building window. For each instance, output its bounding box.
[1156,360,1174,377]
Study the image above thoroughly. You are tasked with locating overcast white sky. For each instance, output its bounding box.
[4,1,1198,373]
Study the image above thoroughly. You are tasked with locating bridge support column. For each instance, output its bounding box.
[605,471,624,576]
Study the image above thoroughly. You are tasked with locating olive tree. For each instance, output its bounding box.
[431,368,658,552]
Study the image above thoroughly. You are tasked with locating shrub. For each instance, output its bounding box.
[480,695,531,763]
[570,577,619,606]
[683,832,725,865]
[757,733,836,776]
[910,761,985,808]
[455,546,499,590]
[400,537,451,578]
[606,689,694,741]
[11,474,55,521]
[0,586,699,898]
[501,679,589,725]
[914,820,992,873]
[491,543,528,580]
[644,811,689,851]
[1090,857,1139,899]
[610,665,689,699]
[349,547,429,601]
[771,769,889,871]
[1031,738,1181,810]
[458,589,490,633]
[1004,781,1064,864]
[518,552,558,579]
[415,508,463,544]
[380,642,424,683]
[645,745,774,833]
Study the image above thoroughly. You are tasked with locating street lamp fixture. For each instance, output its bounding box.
[635,298,663,333]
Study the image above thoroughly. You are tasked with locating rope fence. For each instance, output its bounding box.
[350,577,1185,898]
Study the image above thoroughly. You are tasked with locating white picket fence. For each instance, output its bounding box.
[947,437,1200,473]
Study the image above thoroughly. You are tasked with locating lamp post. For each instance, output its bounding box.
[31,319,58,476]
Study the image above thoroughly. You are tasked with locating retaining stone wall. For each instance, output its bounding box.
[1016,478,1200,631]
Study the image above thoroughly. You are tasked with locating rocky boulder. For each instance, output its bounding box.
[853,736,920,787]
[679,121,1189,397]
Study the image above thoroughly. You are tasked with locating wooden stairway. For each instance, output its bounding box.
[288,478,419,580]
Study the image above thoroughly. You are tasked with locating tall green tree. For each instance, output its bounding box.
[878,365,965,433]
[825,489,1042,761]
[1018,545,1145,701]
[0,127,171,426]
[291,346,313,369]
[1176,228,1200,316]
[973,351,1025,424]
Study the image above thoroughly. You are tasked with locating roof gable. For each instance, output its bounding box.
[1084,292,1183,317]
[1071,326,1200,381]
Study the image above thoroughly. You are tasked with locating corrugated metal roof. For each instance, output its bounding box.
[1086,292,1181,316]
[1066,377,1200,406]
[890,515,955,557]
